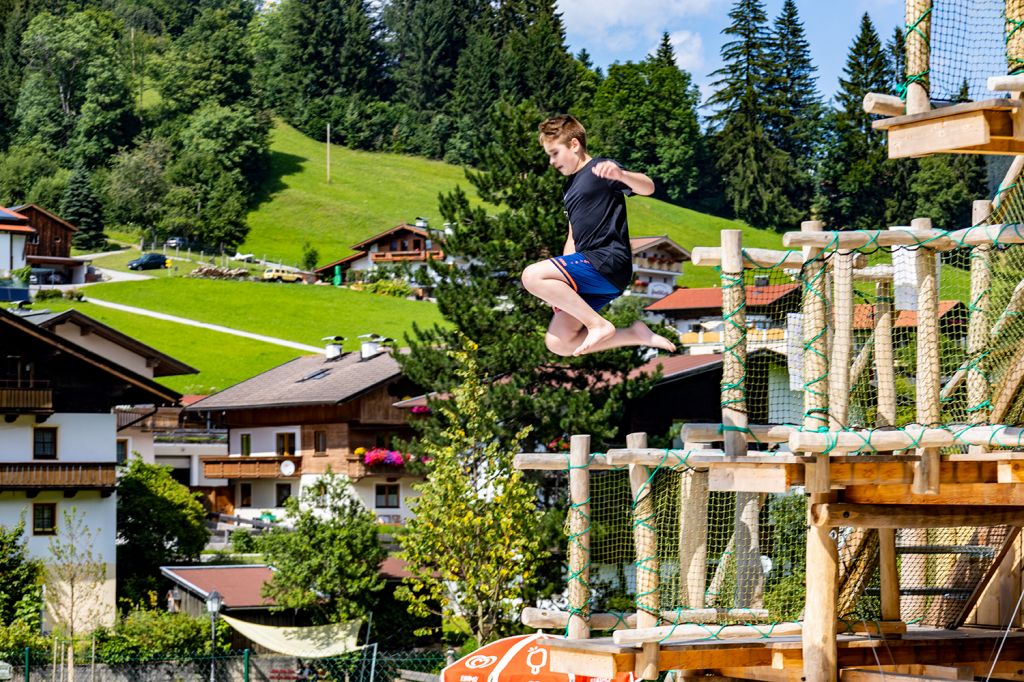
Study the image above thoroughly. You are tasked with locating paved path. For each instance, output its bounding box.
[85,298,324,354]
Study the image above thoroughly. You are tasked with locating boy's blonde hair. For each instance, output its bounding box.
[538,114,587,152]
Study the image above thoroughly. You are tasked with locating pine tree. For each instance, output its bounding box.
[706,0,797,229]
[61,166,106,250]
[447,18,501,165]
[396,100,659,451]
[385,0,481,113]
[498,0,577,113]
[763,0,822,217]
[815,13,890,230]
[882,26,918,224]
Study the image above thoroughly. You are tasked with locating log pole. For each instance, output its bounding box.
[679,440,709,609]
[968,200,993,429]
[905,0,932,114]
[627,431,659,680]
[912,217,940,495]
[567,434,591,639]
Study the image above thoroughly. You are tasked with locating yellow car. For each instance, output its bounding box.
[262,268,303,283]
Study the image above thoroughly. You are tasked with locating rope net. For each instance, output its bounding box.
[569,232,1024,636]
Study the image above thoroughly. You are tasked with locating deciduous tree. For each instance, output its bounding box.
[116,457,209,604]
[259,472,385,624]
[397,340,543,644]
[0,520,42,626]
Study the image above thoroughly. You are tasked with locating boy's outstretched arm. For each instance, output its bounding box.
[592,161,655,196]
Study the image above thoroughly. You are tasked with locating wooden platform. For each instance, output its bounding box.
[545,627,1024,681]
[872,99,1024,158]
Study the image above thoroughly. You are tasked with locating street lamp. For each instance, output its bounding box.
[206,590,223,682]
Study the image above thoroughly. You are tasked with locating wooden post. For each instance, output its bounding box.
[628,432,659,680]
[829,252,855,427]
[679,440,709,609]
[875,281,897,428]
[722,231,763,608]
[878,527,901,621]
[905,0,932,114]
[567,434,591,640]
[912,217,940,495]
[968,200,993,428]
[802,219,837,682]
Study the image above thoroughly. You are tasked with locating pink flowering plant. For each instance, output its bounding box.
[363,447,406,467]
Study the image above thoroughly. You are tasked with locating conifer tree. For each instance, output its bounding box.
[764,0,822,216]
[61,166,106,250]
[447,18,501,165]
[385,0,481,113]
[882,26,918,224]
[498,0,577,113]
[397,100,660,450]
[706,0,797,230]
[815,13,889,230]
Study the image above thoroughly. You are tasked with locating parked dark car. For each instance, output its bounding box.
[127,253,169,270]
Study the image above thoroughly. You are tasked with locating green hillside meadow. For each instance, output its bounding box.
[245,121,783,287]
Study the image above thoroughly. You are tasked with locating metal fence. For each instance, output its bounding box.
[8,647,448,682]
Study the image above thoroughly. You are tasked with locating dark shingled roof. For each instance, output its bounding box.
[186,350,402,411]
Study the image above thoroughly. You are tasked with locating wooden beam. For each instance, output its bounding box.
[879,528,901,620]
[913,217,940,495]
[904,0,932,115]
[863,92,906,117]
[520,607,772,630]
[811,503,1024,528]
[708,464,794,493]
[628,431,660,680]
[514,452,618,470]
[680,424,792,444]
[679,448,710,608]
[989,74,1024,91]
[567,434,591,640]
[843,483,1024,505]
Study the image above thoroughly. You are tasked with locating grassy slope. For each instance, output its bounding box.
[245,121,782,286]
[36,300,303,394]
[243,122,485,268]
[82,278,447,348]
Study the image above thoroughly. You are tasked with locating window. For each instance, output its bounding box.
[116,439,129,465]
[33,503,56,535]
[314,430,327,454]
[276,483,292,507]
[401,240,408,251]
[412,239,421,250]
[375,484,400,509]
[276,433,295,456]
[239,483,252,508]
[26,233,39,245]
[33,428,57,460]
[389,240,398,251]
[240,433,251,457]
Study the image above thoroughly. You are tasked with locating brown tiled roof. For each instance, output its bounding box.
[646,284,800,312]
[628,353,725,381]
[161,565,276,608]
[852,300,966,330]
[349,223,430,251]
[186,351,402,411]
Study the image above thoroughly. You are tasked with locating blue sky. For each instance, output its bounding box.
[556,0,904,103]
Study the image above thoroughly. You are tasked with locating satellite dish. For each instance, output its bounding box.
[279,460,296,476]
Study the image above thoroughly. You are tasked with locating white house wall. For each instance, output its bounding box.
[0,234,27,275]
[349,476,420,524]
[155,441,228,486]
[0,413,116,462]
[49,322,153,377]
[230,426,301,457]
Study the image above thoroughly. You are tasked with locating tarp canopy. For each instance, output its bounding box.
[221,615,364,659]
[441,633,633,682]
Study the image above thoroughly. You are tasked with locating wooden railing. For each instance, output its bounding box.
[0,380,53,412]
[0,462,116,488]
[370,250,444,263]
[201,455,301,479]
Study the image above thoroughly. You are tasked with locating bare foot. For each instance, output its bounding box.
[573,319,616,356]
[631,320,677,353]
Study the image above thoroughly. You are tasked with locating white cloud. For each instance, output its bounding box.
[558,0,715,62]
[663,30,704,72]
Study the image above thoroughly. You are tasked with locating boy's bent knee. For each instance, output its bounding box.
[545,333,575,357]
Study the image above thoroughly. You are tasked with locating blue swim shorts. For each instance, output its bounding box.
[549,252,622,312]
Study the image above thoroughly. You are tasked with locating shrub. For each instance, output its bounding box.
[230,528,257,554]
[63,288,84,301]
[34,288,63,301]
[94,608,221,662]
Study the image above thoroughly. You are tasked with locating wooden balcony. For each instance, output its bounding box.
[0,462,116,492]
[370,250,444,263]
[0,380,53,414]
[201,455,302,479]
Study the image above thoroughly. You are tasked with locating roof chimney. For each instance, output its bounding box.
[358,334,392,361]
[414,216,428,229]
[322,336,345,360]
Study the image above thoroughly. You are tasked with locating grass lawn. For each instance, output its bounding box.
[244,121,489,269]
[31,300,303,394]
[89,245,266,277]
[82,277,448,348]
[245,121,783,286]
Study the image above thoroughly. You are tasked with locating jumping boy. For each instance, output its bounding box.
[521,115,677,357]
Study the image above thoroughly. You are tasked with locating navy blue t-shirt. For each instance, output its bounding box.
[563,157,633,291]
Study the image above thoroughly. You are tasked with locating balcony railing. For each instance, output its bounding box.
[0,462,116,490]
[633,257,681,273]
[0,380,53,413]
[370,250,445,263]
[201,455,302,479]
